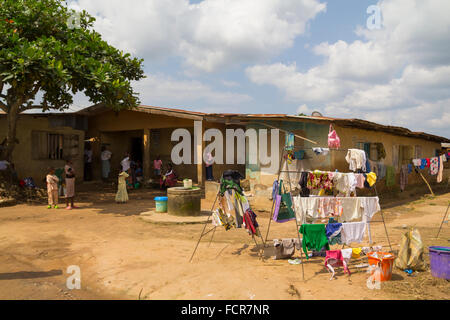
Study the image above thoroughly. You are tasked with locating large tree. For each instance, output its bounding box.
[0,0,145,161]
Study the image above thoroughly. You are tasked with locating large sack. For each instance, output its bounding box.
[395,228,427,271]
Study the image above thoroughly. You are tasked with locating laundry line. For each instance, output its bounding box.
[287,145,361,152]
[278,170,367,173]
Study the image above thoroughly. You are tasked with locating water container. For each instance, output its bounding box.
[429,246,450,280]
[154,196,168,213]
[367,252,395,281]
[183,179,192,189]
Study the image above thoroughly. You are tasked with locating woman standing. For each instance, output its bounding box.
[64,159,76,210]
[205,152,214,181]
[115,170,129,203]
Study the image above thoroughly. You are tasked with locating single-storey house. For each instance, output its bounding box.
[1,105,448,196]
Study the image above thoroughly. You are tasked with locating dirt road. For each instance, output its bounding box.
[0,183,448,300]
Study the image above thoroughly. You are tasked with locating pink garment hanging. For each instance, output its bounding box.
[328,124,341,149]
[325,250,350,274]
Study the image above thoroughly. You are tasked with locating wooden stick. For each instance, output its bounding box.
[436,202,450,239]
[374,185,393,252]
[284,152,305,281]
[418,172,435,197]
[189,192,219,262]
[264,146,285,245]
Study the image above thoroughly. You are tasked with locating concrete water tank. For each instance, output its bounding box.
[167,187,202,216]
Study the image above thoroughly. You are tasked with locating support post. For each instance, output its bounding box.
[189,191,219,262]
[374,185,393,252]
[143,128,151,181]
[436,202,450,239]
[194,121,204,186]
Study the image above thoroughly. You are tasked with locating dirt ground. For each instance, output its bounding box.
[0,182,448,300]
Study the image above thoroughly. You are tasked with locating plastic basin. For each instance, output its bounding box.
[429,246,450,280]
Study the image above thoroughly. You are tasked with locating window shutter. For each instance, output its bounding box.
[392,145,399,170]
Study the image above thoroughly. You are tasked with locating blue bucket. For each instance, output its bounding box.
[154,196,168,213]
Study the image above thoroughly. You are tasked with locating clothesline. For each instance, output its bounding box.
[279,170,370,174]
[286,145,367,152]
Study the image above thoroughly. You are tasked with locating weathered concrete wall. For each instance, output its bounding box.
[0,115,85,187]
[335,125,445,194]
[244,119,447,201]
[244,120,330,195]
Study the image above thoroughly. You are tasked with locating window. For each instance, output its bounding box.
[414,145,422,158]
[354,142,386,161]
[31,131,79,160]
[399,145,413,165]
[392,144,413,169]
[151,130,160,148]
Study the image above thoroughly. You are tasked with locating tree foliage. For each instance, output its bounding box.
[0,0,145,159]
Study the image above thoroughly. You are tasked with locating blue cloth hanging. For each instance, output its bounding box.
[420,159,427,170]
[285,132,295,151]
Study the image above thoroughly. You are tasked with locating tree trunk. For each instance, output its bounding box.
[1,104,20,162]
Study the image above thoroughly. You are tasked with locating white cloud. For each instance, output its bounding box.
[133,73,252,108]
[221,80,240,88]
[68,73,252,112]
[69,0,326,72]
[246,0,450,137]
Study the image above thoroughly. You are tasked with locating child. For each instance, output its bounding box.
[46,167,59,209]
[64,159,76,209]
[115,170,129,203]
[153,155,162,177]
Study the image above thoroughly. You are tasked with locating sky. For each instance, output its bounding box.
[68,0,450,139]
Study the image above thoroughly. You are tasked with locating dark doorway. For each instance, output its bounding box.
[130,137,143,163]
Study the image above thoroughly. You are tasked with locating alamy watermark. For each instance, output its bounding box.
[67,11,82,30]
[66,265,81,290]
[170,121,280,174]
[366,5,382,30]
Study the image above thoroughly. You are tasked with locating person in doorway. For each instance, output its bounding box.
[153,155,163,178]
[129,158,138,188]
[205,152,214,181]
[135,160,143,187]
[101,145,112,182]
[64,159,76,209]
[46,167,59,209]
[121,152,133,189]
[120,152,131,173]
[160,163,177,189]
[84,144,93,181]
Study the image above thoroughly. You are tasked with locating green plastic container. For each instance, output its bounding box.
[154,196,168,213]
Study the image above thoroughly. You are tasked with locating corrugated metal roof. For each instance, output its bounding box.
[2,104,449,142]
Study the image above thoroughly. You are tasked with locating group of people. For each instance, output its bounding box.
[46,159,77,210]
[45,146,215,207]
[154,155,178,190]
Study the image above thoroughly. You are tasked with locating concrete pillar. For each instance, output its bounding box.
[194,121,204,185]
[143,128,151,181]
